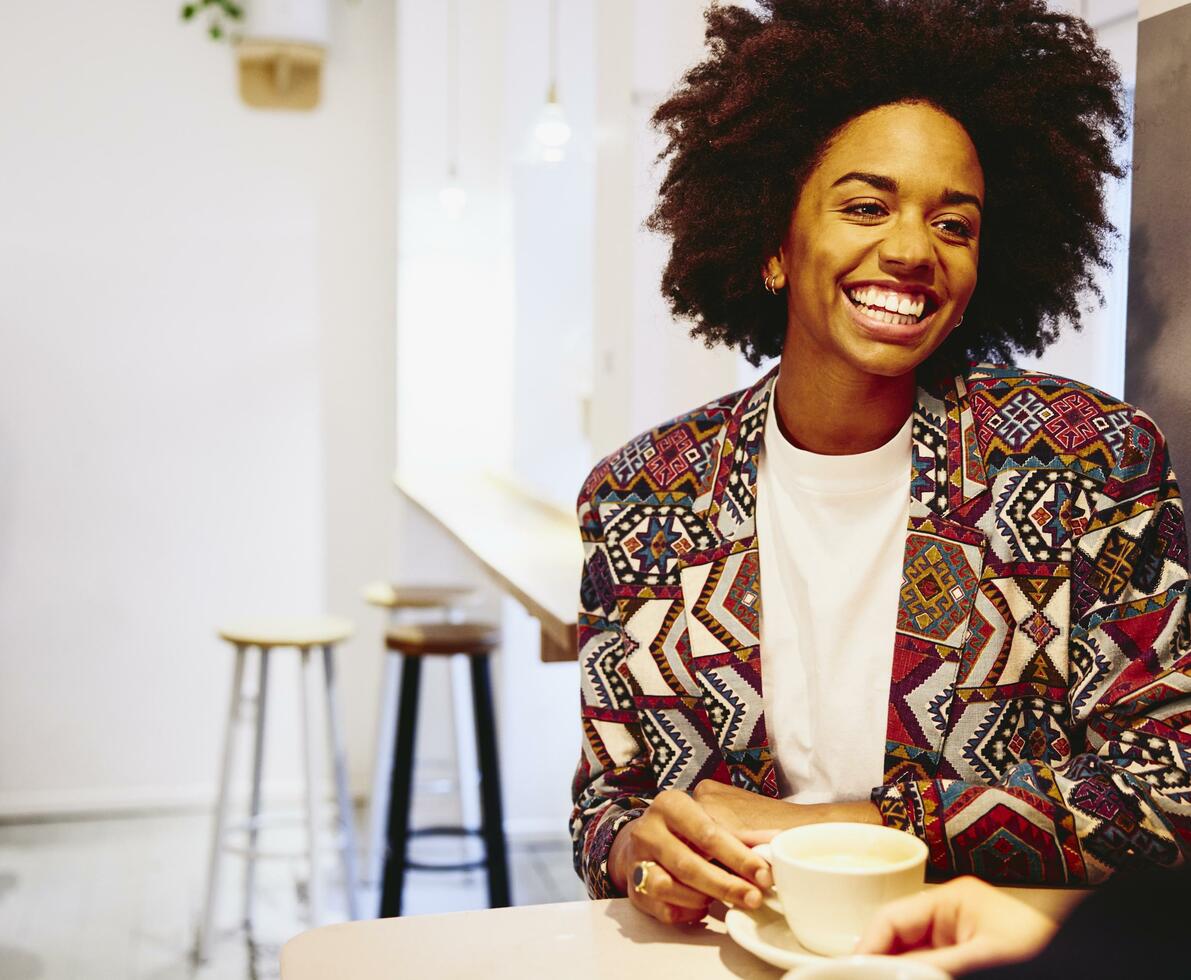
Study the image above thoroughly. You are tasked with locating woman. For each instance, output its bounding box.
[571,0,1190,927]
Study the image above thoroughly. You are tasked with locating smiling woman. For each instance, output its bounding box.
[570,0,1191,934]
[762,101,984,452]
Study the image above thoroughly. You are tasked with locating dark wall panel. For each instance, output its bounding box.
[1126,4,1191,532]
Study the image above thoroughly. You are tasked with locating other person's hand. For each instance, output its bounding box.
[855,876,1057,975]
[609,789,773,926]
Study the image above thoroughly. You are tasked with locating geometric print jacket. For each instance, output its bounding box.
[571,364,1191,898]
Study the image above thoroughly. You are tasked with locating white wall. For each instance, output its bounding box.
[590,0,741,460]
[0,0,396,815]
[393,0,584,840]
[392,0,743,842]
[627,1,744,437]
[1021,2,1137,395]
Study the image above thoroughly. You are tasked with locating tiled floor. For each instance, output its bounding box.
[0,811,584,980]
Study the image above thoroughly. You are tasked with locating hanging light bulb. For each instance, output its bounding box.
[439,166,467,220]
[440,0,466,218]
[534,0,570,163]
[534,83,572,163]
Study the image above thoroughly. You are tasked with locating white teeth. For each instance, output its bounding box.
[846,286,929,323]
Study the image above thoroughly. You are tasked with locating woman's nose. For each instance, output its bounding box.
[878,218,933,272]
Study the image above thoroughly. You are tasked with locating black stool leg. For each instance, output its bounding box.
[468,654,510,908]
[379,655,422,917]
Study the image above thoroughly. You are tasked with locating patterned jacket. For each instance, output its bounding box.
[571,364,1191,898]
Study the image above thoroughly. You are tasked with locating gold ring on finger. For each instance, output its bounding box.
[631,859,658,896]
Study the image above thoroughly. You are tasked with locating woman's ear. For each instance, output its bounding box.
[762,254,787,291]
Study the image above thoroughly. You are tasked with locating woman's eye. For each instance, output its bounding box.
[936,218,975,240]
[844,202,886,219]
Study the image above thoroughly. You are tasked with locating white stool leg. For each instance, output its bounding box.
[300,647,323,926]
[323,644,362,920]
[243,646,270,930]
[195,644,247,963]
[365,651,400,887]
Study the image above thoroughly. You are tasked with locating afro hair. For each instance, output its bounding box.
[647,0,1128,369]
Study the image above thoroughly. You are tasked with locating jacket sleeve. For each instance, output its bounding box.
[873,409,1191,884]
[569,472,659,898]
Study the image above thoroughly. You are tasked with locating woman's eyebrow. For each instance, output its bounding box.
[831,171,983,213]
[831,171,897,193]
[941,188,984,213]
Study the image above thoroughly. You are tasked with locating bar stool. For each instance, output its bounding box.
[195,617,361,963]
[362,583,475,887]
[379,621,510,917]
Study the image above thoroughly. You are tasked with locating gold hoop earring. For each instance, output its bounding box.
[956,315,964,327]
[764,273,780,295]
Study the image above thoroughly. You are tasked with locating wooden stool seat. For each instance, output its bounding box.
[384,622,499,657]
[218,616,353,648]
[363,582,474,610]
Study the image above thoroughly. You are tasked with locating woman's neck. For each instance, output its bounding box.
[772,358,915,456]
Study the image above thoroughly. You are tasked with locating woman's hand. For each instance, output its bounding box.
[691,780,882,840]
[609,789,774,926]
[855,876,1057,974]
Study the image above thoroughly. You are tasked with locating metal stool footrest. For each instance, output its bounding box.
[219,812,356,861]
[405,825,487,872]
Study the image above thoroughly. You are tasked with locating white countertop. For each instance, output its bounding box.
[281,890,1087,980]
[394,468,582,661]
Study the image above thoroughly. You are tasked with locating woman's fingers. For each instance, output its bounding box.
[656,790,773,890]
[855,886,950,954]
[637,832,758,909]
[637,796,765,908]
[616,788,786,926]
[855,876,1056,975]
[631,859,713,909]
[625,859,710,923]
[903,939,1007,977]
[737,828,780,847]
[651,901,709,926]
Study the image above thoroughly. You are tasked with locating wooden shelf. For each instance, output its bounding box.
[237,40,324,111]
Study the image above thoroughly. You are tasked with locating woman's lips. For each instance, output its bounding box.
[842,287,936,345]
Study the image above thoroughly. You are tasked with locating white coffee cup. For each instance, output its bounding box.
[754,823,929,958]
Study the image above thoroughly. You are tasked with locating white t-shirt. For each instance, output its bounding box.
[755,401,912,803]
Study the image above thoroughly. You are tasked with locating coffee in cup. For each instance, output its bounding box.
[755,822,929,957]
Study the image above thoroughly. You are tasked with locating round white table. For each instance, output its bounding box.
[280,890,1086,980]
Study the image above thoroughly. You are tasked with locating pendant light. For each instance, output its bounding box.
[439,0,467,219]
[533,0,571,163]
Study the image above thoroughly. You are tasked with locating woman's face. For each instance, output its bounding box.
[776,101,984,381]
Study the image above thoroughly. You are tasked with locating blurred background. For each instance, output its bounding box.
[0,0,1178,977]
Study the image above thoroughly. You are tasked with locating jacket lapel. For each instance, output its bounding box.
[675,368,992,795]
[885,373,990,783]
[677,370,778,796]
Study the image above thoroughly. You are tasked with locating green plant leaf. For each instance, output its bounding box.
[180,3,197,20]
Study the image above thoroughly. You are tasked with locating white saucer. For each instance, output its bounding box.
[724,902,829,971]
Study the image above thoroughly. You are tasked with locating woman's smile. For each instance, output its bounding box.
[840,282,941,346]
